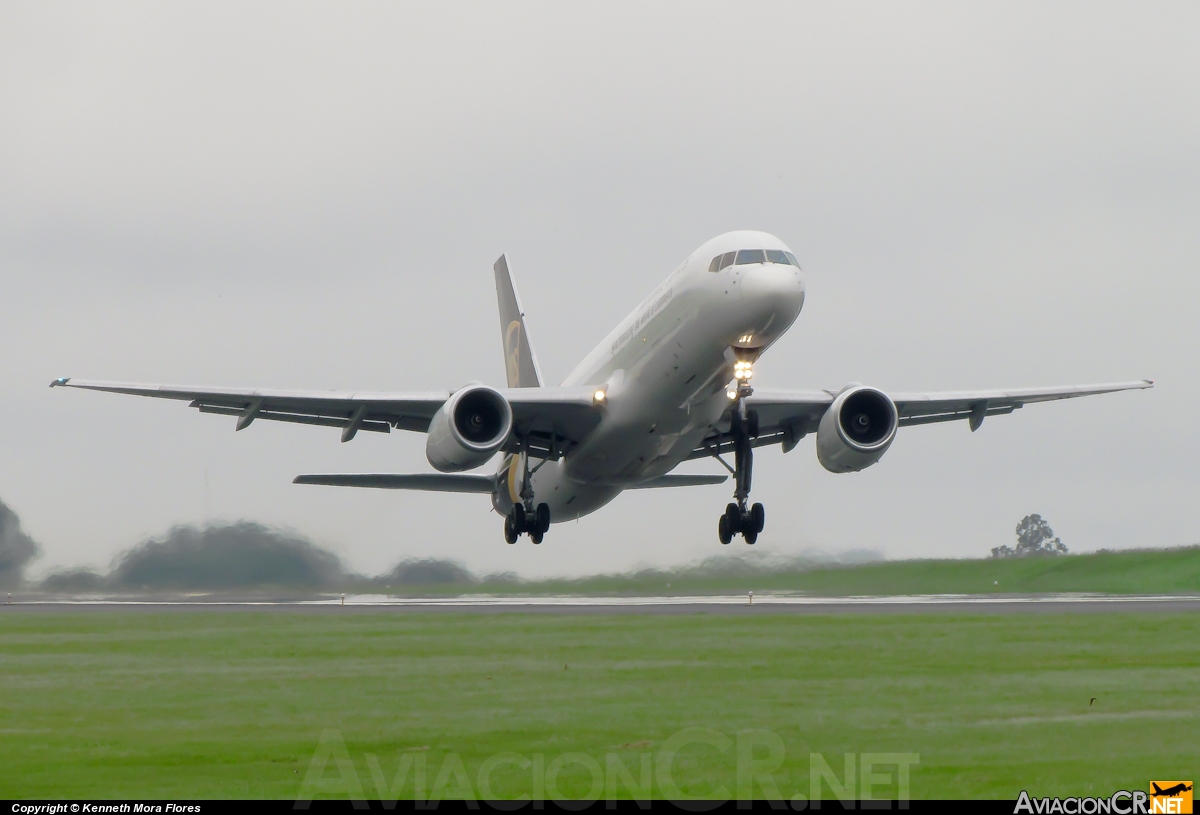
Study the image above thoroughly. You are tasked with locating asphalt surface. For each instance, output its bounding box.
[5,594,1200,614]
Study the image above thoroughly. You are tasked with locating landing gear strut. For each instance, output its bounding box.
[504,441,551,544]
[717,371,765,545]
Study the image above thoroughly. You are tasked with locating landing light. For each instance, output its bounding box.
[727,389,738,400]
[593,390,607,404]
[733,360,754,381]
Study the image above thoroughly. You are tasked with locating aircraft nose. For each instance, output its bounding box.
[739,263,805,313]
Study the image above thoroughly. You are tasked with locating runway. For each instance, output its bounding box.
[6,592,1200,614]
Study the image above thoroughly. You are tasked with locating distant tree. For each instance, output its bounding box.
[41,568,105,593]
[110,522,344,590]
[377,558,474,586]
[992,514,1068,558]
[0,498,39,587]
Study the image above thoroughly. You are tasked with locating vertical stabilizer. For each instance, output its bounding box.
[493,254,543,388]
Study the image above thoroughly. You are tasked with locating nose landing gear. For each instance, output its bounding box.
[716,369,765,545]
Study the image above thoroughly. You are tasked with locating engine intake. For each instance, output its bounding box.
[816,385,898,473]
[426,385,513,473]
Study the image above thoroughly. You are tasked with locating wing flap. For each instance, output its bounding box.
[195,404,394,434]
[631,474,728,489]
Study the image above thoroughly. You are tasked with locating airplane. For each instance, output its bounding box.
[1152,783,1192,798]
[51,230,1153,545]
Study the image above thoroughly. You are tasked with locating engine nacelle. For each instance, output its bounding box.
[816,385,898,473]
[425,385,514,473]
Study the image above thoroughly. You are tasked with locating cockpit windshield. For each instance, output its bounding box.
[708,248,800,271]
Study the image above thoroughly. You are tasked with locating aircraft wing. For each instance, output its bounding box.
[293,473,497,492]
[49,377,601,456]
[687,380,1154,459]
[886,381,1155,428]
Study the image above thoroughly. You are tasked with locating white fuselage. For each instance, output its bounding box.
[494,231,806,522]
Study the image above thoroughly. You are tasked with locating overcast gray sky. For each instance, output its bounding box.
[1,2,1197,579]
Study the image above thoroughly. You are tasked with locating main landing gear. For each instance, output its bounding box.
[717,366,765,545]
[504,443,551,544]
[719,500,765,545]
[505,502,550,544]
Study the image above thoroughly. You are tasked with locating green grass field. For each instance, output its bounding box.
[3,610,1197,800]
[371,546,1200,597]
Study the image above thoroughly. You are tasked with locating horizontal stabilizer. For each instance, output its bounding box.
[293,473,495,493]
[631,474,728,489]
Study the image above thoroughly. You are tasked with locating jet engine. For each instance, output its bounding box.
[426,385,514,473]
[816,385,898,473]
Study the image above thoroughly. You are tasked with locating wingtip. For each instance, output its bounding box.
[49,377,70,388]
[1144,379,1155,387]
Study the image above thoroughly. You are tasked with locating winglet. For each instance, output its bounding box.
[49,377,70,388]
[493,255,543,388]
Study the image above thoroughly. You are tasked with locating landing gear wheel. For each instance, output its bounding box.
[512,504,527,535]
[718,515,733,544]
[503,515,518,544]
[743,529,758,545]
[530,529,544,544]
[535,503,551,535]
[724,503,741,533]
[749,503,765,535]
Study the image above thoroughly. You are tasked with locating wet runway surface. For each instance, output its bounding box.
[6,593,1200,614]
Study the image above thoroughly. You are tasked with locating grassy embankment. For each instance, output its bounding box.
[377,546,1200,596]
[3,610,1198,799]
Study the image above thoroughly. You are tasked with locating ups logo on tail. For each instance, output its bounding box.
[1151,782,1193,814]
[504,320,523,386]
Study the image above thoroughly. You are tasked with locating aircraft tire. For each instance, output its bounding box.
[530,528,544,544]
[718,515,733,544]
[724,503,741,533]
[743,529,758,545]
[750,503,765,534]
[503,516,518,544]
[536,503,551,534]
[512,504,527,534]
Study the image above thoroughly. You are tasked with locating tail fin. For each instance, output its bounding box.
[493,254,543,388]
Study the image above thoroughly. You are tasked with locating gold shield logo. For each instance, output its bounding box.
[504,320,523,387]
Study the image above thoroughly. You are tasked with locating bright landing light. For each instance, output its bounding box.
[593,390,607,404]
[733,360,754,381]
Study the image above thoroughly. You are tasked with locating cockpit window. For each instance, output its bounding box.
[784,251,800,267]
[765,250,789,265]
[735,249,767,265]
[708,256,721,272]
[719,251,736,270]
